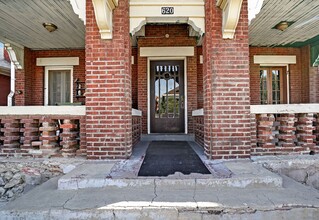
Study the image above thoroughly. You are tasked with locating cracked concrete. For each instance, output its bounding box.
[1,171,319,219]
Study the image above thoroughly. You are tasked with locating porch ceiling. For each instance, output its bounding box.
[0,0,85,50]
[249,0,319,47]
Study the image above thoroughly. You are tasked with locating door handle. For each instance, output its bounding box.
[180,95,184,109]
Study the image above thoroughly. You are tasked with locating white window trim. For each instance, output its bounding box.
[44,66,74,106]
[147,56,188,134]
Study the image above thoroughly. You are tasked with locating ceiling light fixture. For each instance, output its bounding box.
[43,23,58,32]
[273,21,293,31]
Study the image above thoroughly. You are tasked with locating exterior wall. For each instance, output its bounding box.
[85,0,132,159]
[0,74,10,106]
[203,0,251,159]
[249,46,310,104]
[137,24,198,134]
[132,47,138,109]
[15,49,85,106]
[309,66,319,103]
[197,46,203,109]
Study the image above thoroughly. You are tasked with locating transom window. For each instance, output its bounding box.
[260,67,287,104]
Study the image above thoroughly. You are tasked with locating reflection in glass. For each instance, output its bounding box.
[155,65,180,118]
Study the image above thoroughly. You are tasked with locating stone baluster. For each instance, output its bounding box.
[296,113,315,152]
[60,119,78,157]
[256,114,275,154]
[39,120,59,157]
[277,114,296,151]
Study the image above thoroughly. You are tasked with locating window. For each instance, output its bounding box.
[260,67,287,104]
[45,66,73,105]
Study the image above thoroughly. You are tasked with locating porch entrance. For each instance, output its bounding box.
[150,60,185,133]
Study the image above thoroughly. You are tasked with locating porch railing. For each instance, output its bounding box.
[251,104,319,156]
[0,107,143,158]
[132,108,142,147]
[192,108,204,148]
[0,106,86,158]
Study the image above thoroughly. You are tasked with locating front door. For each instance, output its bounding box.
[150,60,185,133]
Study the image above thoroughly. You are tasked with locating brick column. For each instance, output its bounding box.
[277,114,296,149]
[39,120,59,157]
[203,0,251,159]
[296,113,315,151]
[86,0,132,159]
[256,114,275,155]
[60,119,78,157]
[1,119,21,156]
[21,118,40,155]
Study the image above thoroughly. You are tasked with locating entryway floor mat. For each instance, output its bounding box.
[138,141,211,176]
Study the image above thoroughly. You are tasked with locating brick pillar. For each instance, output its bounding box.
[203,0,251,159]
[296,113,315,152]
[60,119,78,157]
[1,119,21,156]
[256,114,275,154]
[77,116,87,157]
[21,118,40,155]
[86,0,132,159]
[277,114,296,149]
[39,120,59,156]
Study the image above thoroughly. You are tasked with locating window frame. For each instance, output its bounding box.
[44,66,73,106]
[259,66,287,104]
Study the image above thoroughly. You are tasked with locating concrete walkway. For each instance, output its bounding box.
[0,142,319,219]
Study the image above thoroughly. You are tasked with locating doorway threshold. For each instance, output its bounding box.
[141,134,194,141]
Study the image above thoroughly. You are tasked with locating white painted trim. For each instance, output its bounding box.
[250,104,319,114]
[0,106,86,116]
[132,108,142,116]
[217,0,243,39]
[44,66,74,106]
[140,47,194,57]
[36,57,79,66]
[147,57,188,134]
[192,108,203,116]
[92,0,118,39]
[253,55,296,65]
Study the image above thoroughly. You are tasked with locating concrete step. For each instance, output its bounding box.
[141,134,195,141]
[57,161,283,190]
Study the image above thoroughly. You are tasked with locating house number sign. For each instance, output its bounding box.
[161,7,174,15]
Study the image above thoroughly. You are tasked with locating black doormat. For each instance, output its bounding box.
[138,141,211,176]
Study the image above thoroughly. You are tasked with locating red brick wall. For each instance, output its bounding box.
[197,46,203,109]
[309,66,319,103]
[85,0,132,159]
[132,47,138,109]
[0,74,10,106]
[137,24,198,133]
[249,46,310,104]
[203,0,251,159]
[15,48,85,106]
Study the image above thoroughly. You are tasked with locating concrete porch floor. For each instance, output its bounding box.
[0,142,319,219]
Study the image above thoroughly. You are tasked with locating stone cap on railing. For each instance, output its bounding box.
[251,104,319,114]
[0,106,86,116]
[132,108,142,116]
[192,108,203,116]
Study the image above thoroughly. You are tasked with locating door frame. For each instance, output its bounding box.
[147,57,188,134]
[44,66,73,106]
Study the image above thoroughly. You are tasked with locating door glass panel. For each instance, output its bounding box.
[49,70,71,105]
[154,65,180,118]
[260,70,268,104]
[271,70,280,104]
